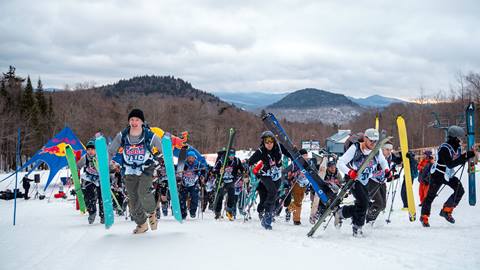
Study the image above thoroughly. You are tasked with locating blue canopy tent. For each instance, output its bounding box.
[0,127,86,191]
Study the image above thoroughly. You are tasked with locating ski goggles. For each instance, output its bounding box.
[263,137,275,144]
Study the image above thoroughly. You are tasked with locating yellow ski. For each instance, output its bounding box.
[397,116,416,221]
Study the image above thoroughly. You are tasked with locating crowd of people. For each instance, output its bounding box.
[68,109,476,236]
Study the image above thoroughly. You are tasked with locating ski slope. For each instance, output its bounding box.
[1,166,479,270]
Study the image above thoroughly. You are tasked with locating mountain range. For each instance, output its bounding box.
[215,88,406,124]
[215,89,405,110]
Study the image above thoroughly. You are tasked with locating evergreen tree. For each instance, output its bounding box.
[21,76,36,115]
[36,78,47,114]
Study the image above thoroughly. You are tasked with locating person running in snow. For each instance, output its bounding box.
[365,141,401,224]
[213,148,244,220]
[77,140,104,224]
[420,126,476,227]
[309,159,344,224]
[110,163,126,216]
[247,131,291,230]
[153,156,170,219]
[108,109,163,234]
[334,128,390,237]
[417,150,434,206]
[286,148,311,225]
[202,167,216,212]
[179,150,205,219]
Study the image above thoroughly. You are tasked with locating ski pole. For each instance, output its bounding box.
[274,179,297,215]
[436,164,465,197]
[386,173,401,224]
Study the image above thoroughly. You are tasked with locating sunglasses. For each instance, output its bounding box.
[264,137,275,144]
[366,138,377,144]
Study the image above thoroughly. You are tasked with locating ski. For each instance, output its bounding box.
[161,133,183,223]
[176,145,188,175]
[65,144,86,214]
[262,113,329,204]
[213,128,236,209]
[397,116,416,221]
[94,136,115,229]
[466,102,476,206]
[307,135,392,237]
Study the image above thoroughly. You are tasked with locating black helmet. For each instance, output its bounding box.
[86,140,95,149]
[299,148,308,155]
[327,160,336,167]
[447,125,465,138]
[261,131,275,140]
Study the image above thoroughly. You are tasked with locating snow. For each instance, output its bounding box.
[1,166,480,270]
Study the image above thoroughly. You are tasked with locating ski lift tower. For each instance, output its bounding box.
[429,112,466,140]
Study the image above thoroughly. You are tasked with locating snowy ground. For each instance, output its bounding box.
[1,166,479,270]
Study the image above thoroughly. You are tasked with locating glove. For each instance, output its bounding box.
[384,169,393,180]
[466,151,475,159]
[347,169,358,180]
[253,161,263,175]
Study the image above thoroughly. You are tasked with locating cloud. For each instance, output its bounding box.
[1,0,479,99]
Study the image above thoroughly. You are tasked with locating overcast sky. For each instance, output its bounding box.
[1,0,479,99]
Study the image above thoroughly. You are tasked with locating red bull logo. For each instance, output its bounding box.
[171,131,188,149]
[41,142,84,157]
[41,142,69,156]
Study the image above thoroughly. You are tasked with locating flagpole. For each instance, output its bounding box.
[13,128,20,226]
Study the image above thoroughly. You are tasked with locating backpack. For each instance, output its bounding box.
[344,132,364,153]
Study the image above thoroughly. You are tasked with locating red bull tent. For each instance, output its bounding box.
[1,127,85,190]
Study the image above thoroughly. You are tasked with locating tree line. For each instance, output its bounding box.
[0,66,478,171]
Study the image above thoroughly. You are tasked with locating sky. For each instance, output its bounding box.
[1,0,479,99]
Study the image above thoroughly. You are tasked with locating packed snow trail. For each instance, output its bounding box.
[1,168,479,270]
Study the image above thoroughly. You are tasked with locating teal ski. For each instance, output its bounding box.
[94,136,114,229]
[161,133,183,223]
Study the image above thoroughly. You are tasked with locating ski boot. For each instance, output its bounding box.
[258,211,264,221]
[285,209,291,222]
[294,221,301,226]
[261,212,273,230]
[149,211,158,230]
[156,207,161,219]
[352,225,363,237]
[420,215,430,227]
[226,211,234,221]
[214,212,221,220]
[133,222,149,234]
[190,212,196,219]
[439,207,455,224]
[162,204,168,216]
[334,208,343,229]
[100,216,105,224]
[88,213,96,224]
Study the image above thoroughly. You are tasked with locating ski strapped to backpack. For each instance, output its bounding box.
[307,135,393,237]
[262,113,329,204]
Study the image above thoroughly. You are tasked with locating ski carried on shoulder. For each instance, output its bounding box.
[307,135,392,237]
[262,113,329,204]
[466,102,476,206]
